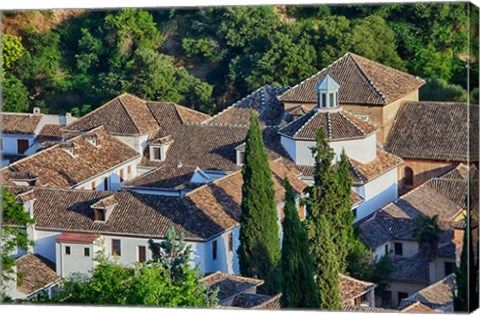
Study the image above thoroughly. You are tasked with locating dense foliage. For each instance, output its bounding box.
[237,114,281,295]
[1,3,477,115]
[280,178,319,308]
[0,189,35,300]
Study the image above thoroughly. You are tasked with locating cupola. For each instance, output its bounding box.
[316,75,340,110]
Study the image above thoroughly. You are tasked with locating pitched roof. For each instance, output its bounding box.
[230,293,282,310]
[399,275,455,311]
[339,274,376,303]
[359,214,417,249]
[1,113,43,134]
[400,301,436,313]
[343,305,394,312]
[5,159,305,241]
[55,232,100,244]
[36,124,64,142]
[16,253,60,296]
[1,127,140,188]
[384,102,477,162]
[389,255,430,284]
[278,109,376,141]
[122,165,199,190]
[202,271,263,303]
[204,85,288,127]
[378,179,464,222]
[63,93,210,136]
[279,52,424,106]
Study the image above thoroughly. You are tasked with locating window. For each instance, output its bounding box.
[138,246,146,263]
[127,165,132,176]
[212,240,217,260]
[385,244,389,255]
[84,248,90,257]
[104,177,108,190]
[228,233,233,252]
[119,169,124,182]
[94,209,105,222]
[445,262,455,276]
[354,296,361,306]
[403,167,414,186]
[397,292,408,304]
[65,246,71,255]
[329,93,334,107]
[321,93,327,107]
[352,208,357,219]
[17,139,29,154]
[394,242,403,256]
[112,239,121,256]
[237,151,245,165]
[152,147,162,160]
[91,181,96,191]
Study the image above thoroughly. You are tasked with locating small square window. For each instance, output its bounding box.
[65,246,71,255]
[84,248,90,257]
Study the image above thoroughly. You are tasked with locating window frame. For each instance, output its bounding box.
[394,242,403,256]
[65,246,71,255]
[84,247,90,257]
[228,233,233,252]
[403,167,414,187]
[138,246,146,263]
[17,139,29,155]
[212,240,218,260]
[112,239,121,256]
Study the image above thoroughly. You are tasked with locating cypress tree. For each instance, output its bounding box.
[303,128,342,309]
[237,113,281,294]
[280,178,320,308]
[454,216,479,312]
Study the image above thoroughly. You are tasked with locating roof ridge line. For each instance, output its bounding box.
[339,111,366,136]
[184,121,249,128]
[202,86,265,124]
[292,111,318,138]
[326,112,333,139]
[348,54,387,104]
[278,53,349,100]
[348,157,367,184]
[117,94,145,134]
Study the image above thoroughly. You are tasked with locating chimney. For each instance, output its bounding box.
[60,143,77,158]
[33,107,41,114]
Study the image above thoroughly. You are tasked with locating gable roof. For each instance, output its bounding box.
[278,52,424,106]
[1,127,140,188]
[278,109,376,141]
[202,271,263,303]
[122,164,199,191]
[1,113,43,135]
[204,85,288,127]
[15,253,60,296]
[339,274,376,303]
[5,158,305,241]
[399,274,455,311]
[385,102,477,162]
[63,93,210,136]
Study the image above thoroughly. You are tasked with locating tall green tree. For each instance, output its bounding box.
[1,189,35,300]
[454,216,479,312]
[237,113,281,295]
[303,128,342,309]
[280,178,319,308]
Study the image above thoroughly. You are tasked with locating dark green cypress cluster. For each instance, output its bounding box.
[280,178,320,308]
[237,113,281,295]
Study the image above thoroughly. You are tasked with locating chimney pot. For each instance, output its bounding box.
[33,107,41,114]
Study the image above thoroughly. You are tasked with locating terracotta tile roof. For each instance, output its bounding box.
[5,159,304,241]
[1,127,140,188]
[400,301,436,313]
[399,275,455,311]
[278,109,376,141]
[122,165,199,190]
[230,293,282,309]
[55,232,100,243]
[1,113,43,134]
[343,305,394,312]
[16,253,60,296]
[278,52,424,106]
[384,102,477,162]
[379,179,464,222]
[339,274,376,303]
[205,85,288,126]
[64,93,210,136]
[349,150,403,184]
[36,124,64,142]
[389,255,430,284]
[202,271,263,303]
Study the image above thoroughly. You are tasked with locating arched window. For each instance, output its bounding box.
[403,167,414,186]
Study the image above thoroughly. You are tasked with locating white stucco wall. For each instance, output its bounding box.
[56,241,96,277]
[117,134,149,155]
[354,167,398,221]
[74,157,140,191]
[1,134,36,155]
[33,230,62,262]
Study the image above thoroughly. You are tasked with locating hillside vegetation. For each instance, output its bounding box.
[1,4,478,115]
